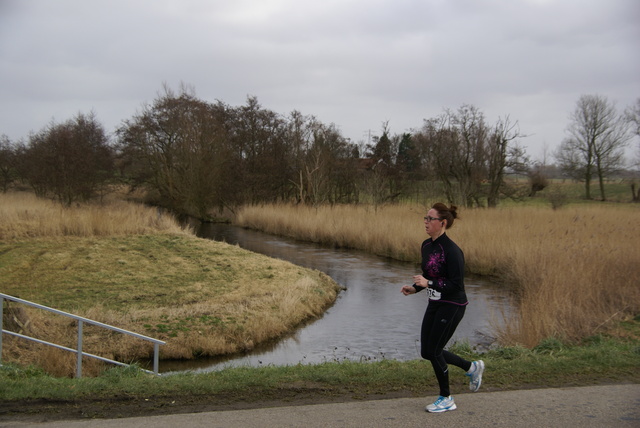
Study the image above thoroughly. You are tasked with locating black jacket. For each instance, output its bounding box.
[414,233,468,305]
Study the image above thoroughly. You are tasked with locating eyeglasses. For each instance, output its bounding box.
[424,216,443,222]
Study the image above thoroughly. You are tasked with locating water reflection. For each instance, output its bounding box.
[160,224,512,373]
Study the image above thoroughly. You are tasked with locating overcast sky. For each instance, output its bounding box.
[1,0,638,160]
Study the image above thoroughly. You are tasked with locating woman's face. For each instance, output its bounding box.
[424,208,445,238]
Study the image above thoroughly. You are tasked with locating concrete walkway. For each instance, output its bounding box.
[2,384,639,428]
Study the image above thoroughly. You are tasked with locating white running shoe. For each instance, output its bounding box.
[425,395,457,413]
[466,360,485,392]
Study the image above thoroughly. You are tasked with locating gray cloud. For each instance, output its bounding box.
[1,0,638,159]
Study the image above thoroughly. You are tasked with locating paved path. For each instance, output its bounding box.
[2,384,639,428]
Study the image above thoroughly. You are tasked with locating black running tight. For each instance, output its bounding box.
[420,302,472,397]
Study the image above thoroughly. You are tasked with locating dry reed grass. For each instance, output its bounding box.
[237,204,427,260]
[0,191,187,239]
[236,203,640,347]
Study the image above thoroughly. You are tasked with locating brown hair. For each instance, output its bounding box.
[432,202,459,229]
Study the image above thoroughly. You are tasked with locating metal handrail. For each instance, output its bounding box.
[0,293,165,377]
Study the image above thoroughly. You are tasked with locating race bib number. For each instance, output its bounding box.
[427,287,441,300]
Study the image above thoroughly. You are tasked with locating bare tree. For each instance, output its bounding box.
[624,98,640,201]
[0,135,16,192]
[302,145,330,206]
[230,96,293,203]
[370,121,393,166]
[486,115,523,207]
[560,95,631,200]
[527,165,549,197]
[117,85,360,213]
[117,84,234,217]
[306,122,354,205]
[396,132,419,174]
[625,98,640,169]
[285,110,314,203]
[626,98,640,135]
[284,113,357,205]
[19,112,114,205]
[417,105,488,207]
[362,122,403,205]
[412,105,528,207]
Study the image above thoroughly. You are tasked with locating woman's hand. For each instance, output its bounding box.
[401,285,416,295]
[413,275,429,288]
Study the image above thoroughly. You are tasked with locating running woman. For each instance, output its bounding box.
[401,202,484,413]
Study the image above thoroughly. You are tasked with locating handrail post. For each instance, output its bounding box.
[153,343,160,375]
[76,320,83,378]
[0,298,4,366]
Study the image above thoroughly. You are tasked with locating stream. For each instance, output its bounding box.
[160,224,513,373]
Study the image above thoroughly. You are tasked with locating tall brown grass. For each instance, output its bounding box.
[236,203,640,347]
[0,191,187,239]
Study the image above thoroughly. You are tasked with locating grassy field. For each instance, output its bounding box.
[538,179,638,203]
[0,192,341,377]
[395,177,639,206]
[235,201,640,347]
